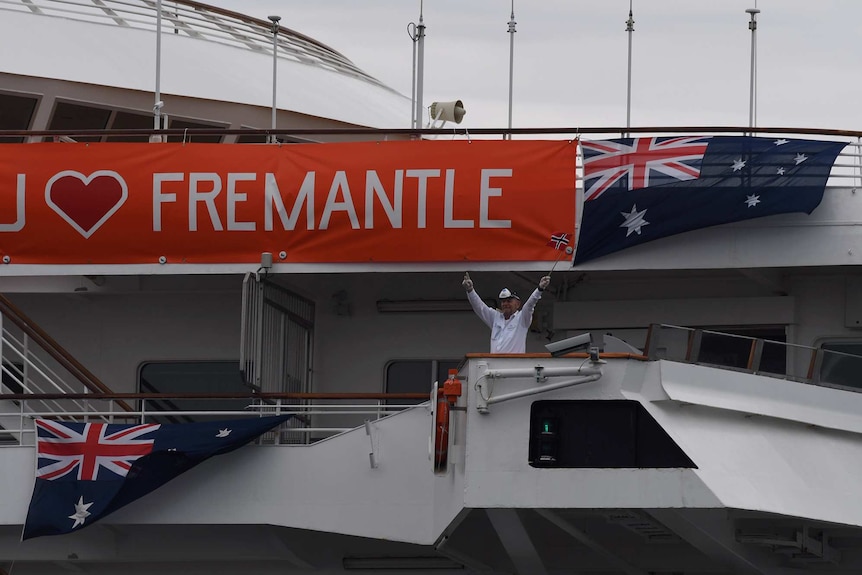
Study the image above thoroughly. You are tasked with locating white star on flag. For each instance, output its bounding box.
[216,428,232,438]
[731,158,747,172]
[69,496,93,529]
[794,153,809,165]
[777,167,786,176]
[745,194,761,207]
[774,139,789,146]
[620,205,649,237]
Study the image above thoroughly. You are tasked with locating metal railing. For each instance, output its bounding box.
[240,274,315,442]
[0,392,431,447]
[0,295,134,421]
[644,323,862,392]
[1,127,859,189]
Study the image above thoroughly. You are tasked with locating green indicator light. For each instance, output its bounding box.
[543,422,551,433]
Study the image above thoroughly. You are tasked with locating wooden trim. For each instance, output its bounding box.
[464,352,648,361]
[0,294,134,412]
[1,392,430,401]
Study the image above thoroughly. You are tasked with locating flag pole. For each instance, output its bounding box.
[415,1,426,130]
[746,6,760,135]
[506,0,516,141]
[548,246,574,275]
[625,0,634,138]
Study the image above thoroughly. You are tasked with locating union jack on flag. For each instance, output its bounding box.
[24,415,293,540]
[581,136,711,201]
[36,419,160,481]
[547,232,571,250]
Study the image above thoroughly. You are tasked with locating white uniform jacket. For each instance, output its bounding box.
[467,288,542,353]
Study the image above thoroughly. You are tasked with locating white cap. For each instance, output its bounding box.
[498,288,520,300]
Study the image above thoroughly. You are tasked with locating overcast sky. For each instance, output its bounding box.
[203,1,862,133]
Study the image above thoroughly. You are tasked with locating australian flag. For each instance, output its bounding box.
[23,414,292,539]
[574,136,846,264]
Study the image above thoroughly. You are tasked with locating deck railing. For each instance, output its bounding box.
[0,294,134,416]
[1,127,859,190]
[0,391,431,447]
[644,323,862,392]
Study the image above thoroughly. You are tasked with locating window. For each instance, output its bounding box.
[107,111,155,142]
[529,400,696,468]
[385,359,461,405]
[47,101,111,142]
[698,327,787,374]
[819,341,862,390]
[0,93,38,143]
[167,118,225,143]
[138,361,252,422]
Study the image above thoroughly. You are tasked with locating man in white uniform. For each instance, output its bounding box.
[462,272,551,353]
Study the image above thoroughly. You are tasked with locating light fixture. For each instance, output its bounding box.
[545,332,604,361]
[342,556,463,570]
[376,299,493,313]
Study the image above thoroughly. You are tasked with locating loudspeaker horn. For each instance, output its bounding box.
[429,100,466,124]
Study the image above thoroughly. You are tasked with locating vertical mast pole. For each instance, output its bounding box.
[268,15,282,143]
[415,1,426,129]
[507,0,516,140]
[153,0,163,137]
[625,1,635,137]
[746,7,760,133]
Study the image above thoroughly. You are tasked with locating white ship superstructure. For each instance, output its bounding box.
[2,2,862,574]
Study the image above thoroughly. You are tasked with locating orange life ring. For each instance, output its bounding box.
[433,396,450,472]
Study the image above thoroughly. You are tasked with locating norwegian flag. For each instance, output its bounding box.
[581,136,711,201]
[546,232,571,250]
[36,419,159,481]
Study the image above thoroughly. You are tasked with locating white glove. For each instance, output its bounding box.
[462,272,474,292]
[538,276,550,291]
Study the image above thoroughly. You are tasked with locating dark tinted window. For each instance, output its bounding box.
[107,111,154,142]
[529,400,696,468]
[167,118,224,143]
[385,359,460,405]
[139,361,250,422]
[47,102,111,142]
[0,93,38,143]
[820,342,862,389]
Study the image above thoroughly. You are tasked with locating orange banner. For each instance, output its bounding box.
[0,140,576,265]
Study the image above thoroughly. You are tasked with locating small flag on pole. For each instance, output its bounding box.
[547,232,571,251]
[546,232,573,275]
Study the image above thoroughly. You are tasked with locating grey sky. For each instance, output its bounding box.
[204,1,862,132]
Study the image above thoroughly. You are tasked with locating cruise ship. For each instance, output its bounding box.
[3,1,862,574]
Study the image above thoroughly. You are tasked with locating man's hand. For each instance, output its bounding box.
[462,272,474,292]
[538,276,550,291]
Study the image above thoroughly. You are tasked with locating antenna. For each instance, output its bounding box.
[408,1,426,130]
[746,7,760,133]
[506,0,516,140]
[408,21,418,128]
[625,0,635,137]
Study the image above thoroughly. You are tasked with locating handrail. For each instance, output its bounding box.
[4,125,862,139]
[646,323,862,392]
[0,392,431,401]
[0,294,134,412]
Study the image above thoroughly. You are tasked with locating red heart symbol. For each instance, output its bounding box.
[45,171,128,238]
